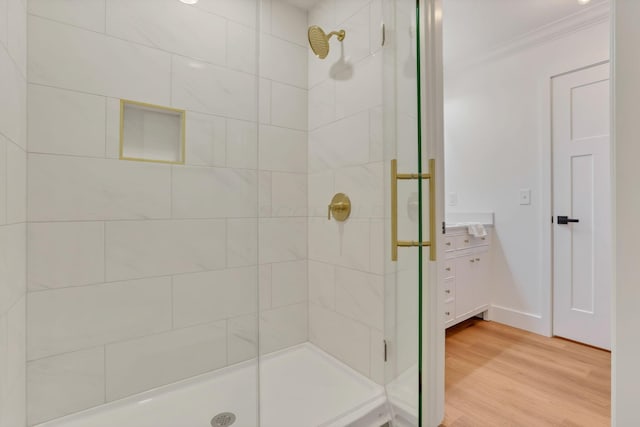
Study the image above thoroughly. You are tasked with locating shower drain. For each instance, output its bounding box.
[211,412,236,427]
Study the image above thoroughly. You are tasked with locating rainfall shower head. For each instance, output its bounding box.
[308,25,346,59]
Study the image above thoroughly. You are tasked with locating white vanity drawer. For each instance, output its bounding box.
[455,235,472,249]
[443,278,455,302]
[469,233,491,247]
[443,236,456,251]
[442,261,455,279]
[444,301,455,323]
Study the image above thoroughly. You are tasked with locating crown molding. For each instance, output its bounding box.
[445,1,610,74]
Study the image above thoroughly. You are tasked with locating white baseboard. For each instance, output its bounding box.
[488,305,549,336]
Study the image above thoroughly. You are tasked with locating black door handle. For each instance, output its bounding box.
[557,216,579,225]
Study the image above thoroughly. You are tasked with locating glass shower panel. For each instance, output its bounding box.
[383,0,424,426]
[25,1,260,426]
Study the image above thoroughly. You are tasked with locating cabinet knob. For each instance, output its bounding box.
[445,312,450,316]
[481,237,486,241]
[446,242,451,246]
[476,258,480,262]
[445,267,451,271]
[464,239,469,243]
[445,289,451,294]
[470,259,475,263]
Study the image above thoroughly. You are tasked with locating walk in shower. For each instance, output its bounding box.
[0,0,428,426]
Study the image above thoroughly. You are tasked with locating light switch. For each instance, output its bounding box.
[447,192,458,207]
[519,189,531,205]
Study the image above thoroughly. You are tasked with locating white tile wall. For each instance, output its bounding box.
[271,260,307,307]
[227,22,257,74]
[226,119,258,169]
[105,320,228,401]
[27,277,173,360]
[309,304,370,377]
[0,36,26,149]
[308,261,335,310]
[195,0,257,29]
[171,166,257,218]
[227,218,259,268]
[106,0,227,65]
[308,110,371,173]
[227,314,258,364]
[27,348,105,426]
[260,35,307,88]
[27,222,104,291]
[25,0,267,423]
[307,0,386,385]
[0,0,8,49]
[29,16,172,105]
[28,154,171,221]
[335,267,383,331]
[104,219,227,281]
[184,111,226,167]
[28,84,106,157]
[0,223,26,315]
[271,82,308,130]
[270,1,307,47]
[22,0,395,421]
[259,218,307,264]
[28,0,106,33]
[6,141,26,223]
[0,137,7,226]
[7,0,26,77]
[259,125,307,173]
[0,1,26,425]
[171,56,257,122]
[260,303,307,354]
[271,172,307,217]
[1,297,26,427]
[172,267,257,328]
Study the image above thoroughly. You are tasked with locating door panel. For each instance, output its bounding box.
[552,63,611,350]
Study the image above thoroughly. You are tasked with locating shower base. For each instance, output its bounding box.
[35,343,390,427]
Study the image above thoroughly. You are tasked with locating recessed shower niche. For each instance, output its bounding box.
[119,100,186,164]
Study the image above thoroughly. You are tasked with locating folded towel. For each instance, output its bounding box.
[467,223,487,238]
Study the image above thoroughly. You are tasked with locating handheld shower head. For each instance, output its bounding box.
[308,25,346,59]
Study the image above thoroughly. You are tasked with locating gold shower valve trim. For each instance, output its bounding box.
[308,25,346,59]
[328,193,351,222]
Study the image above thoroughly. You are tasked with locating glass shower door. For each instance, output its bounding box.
[383,0,436,425]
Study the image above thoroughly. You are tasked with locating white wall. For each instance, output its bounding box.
[306,0,386,384]
[444,20,610,334]
[613,0,640,424]
[0,0,27,425]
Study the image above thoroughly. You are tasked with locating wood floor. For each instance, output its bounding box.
[442,319,611,427]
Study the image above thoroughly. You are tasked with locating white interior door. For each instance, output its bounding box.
[552,62,611,350]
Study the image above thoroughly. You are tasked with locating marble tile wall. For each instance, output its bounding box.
[258,0,309,365]
[306,0,386,385]
[24,0,306,424]
[0,0,27,426]
[24,0,390,423]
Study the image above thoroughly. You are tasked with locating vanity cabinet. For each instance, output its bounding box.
[442,227,491,328]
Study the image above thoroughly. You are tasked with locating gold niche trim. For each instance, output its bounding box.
[119,99,187,165]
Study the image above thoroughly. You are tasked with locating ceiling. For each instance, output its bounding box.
[443,0,609,66]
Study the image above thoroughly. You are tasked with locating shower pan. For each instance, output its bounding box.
[16,0,431,426]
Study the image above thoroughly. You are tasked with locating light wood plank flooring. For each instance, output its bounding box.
[442,319,610,427]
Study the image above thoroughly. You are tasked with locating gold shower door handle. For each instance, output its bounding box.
[391,159,437,262]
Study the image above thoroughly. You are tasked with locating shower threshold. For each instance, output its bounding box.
[35,343,390,427]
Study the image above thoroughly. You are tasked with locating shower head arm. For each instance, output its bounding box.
[327,30,346,42]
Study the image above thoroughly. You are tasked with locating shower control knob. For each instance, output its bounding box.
[328,193,351,222]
